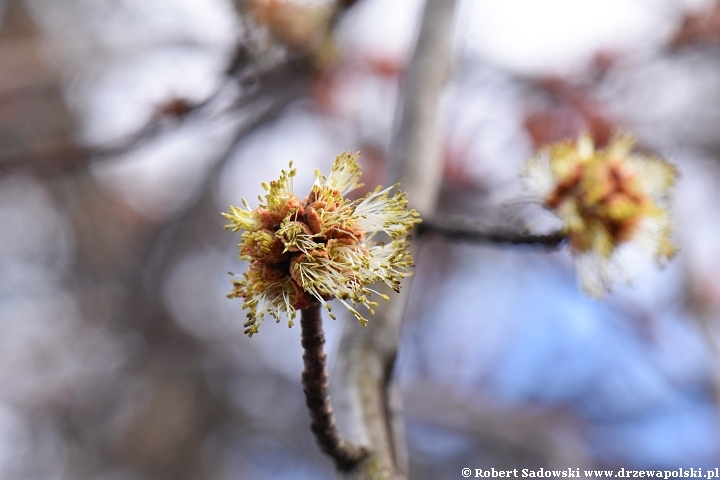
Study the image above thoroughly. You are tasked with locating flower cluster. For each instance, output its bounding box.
[222,153,420,336]
[524,133,677,297]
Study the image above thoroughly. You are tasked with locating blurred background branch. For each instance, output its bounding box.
[331,0,457,478]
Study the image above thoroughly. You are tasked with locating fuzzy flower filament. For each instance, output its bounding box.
[222,152,420,336]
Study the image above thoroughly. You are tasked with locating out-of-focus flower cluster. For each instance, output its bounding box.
[524,133,677,297]
[247,0,334,52]
[222,152,419,336]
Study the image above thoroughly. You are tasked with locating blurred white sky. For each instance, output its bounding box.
[341,0,718,73]
[460,0,715,73]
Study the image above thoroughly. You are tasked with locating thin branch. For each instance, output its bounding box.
[419,216,566,247]
[387,0,457,213]
[300,303,369,471]
[0,46,310,177]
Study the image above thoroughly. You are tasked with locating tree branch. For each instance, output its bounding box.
[419,216,566,247]
[300,304,369,471]
[0,43,310,177]
[331,1,459,478]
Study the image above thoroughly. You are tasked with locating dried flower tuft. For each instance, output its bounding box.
[523,133,677,297]
[223,152,420,336]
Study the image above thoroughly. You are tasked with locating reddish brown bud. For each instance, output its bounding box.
[305,205,324,234]
[280,195,304,219]
[258,208,284,229]
[266,233,288,263]
[324,227,358,242]
[262,264,286,283]
[290,279,314,310]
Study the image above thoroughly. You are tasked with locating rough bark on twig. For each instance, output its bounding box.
[301,304,368,470]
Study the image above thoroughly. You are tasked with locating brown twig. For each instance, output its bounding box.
[300,303,368,471]
[419,216,566,247]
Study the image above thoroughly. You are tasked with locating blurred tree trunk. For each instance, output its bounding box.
[331,0,458,478]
